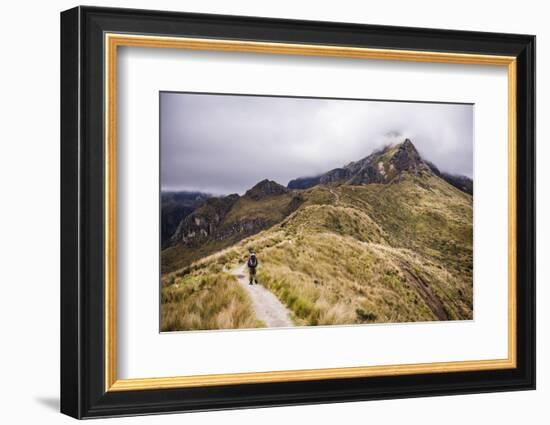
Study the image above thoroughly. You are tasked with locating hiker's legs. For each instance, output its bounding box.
[249,267,256,284]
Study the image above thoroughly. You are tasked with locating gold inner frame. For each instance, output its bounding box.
[104,33,517,392]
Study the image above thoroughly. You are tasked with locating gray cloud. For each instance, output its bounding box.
[161,92,473,195]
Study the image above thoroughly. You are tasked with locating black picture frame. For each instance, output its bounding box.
[61,5,535,419]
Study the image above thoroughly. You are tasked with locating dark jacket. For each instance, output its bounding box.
[247,254,258,268]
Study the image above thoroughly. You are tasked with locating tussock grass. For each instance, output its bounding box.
[241,177,471,325]
[161,272,263,331]
[161,174,473,330]
[254,233,457,325]
[224,194,298,222]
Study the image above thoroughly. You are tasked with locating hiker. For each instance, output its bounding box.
[247,248,258,285]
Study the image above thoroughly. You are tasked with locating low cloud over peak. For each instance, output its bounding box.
[161,92,473,195]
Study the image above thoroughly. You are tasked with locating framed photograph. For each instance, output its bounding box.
[60,6,535,419]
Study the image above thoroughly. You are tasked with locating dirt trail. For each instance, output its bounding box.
[396,260,449,321]
[329,188,340,203]
[230,264,294,328]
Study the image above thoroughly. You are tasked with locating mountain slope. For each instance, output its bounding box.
[426,161,473,195]
[257,174,472,324]
[162,180,304,273]
[161,191,210,246]
[161,140,473,330]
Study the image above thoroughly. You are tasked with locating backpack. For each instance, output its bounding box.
[248,254,257,268]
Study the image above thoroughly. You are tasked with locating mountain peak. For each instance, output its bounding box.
[245,179,288,200]
[340,138,429,185]
[402,138,415,148]
[399,138,420,157]
[388,138,426,173]
[286,138,472,194]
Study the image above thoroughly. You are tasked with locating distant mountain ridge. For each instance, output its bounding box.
[162,138,473,329]
[424,161,473,195]
[161,191,211,247]
[162,139,473,273]
[163,180,303,272]
[288,139,473,194]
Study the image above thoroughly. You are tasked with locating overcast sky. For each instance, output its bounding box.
[161,92,473,195]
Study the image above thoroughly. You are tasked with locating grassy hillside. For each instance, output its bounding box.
[256,174,472,325]
[161,190,301,274]
[161,173,472,331]
[161,271,263,331]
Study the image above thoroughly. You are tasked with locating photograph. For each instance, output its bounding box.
[160,92,474,332]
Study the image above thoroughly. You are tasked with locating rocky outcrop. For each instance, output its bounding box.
[169,194,239,247]
[390,139,431,175]
[320,168,352,185]
[161,191,210,247]
[316,139,430,186]
[343,139,431,185]
[287,139,473,194]
[167,181,303,253]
